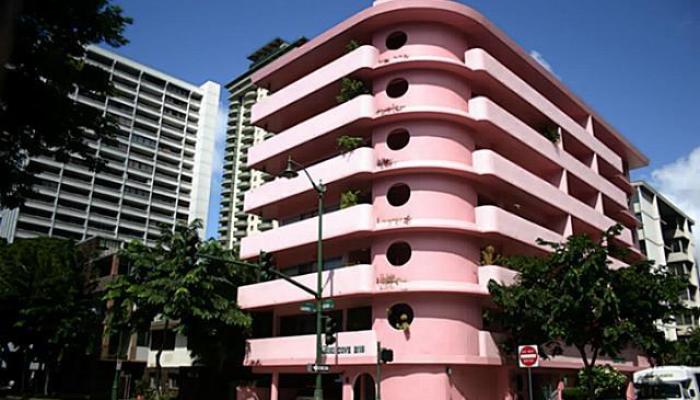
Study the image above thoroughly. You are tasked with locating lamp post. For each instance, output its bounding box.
[280,156,326,400]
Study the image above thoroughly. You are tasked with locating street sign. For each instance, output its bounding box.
[518,345,540,368]
[300,299,335,313]
[321,299,335,311]
[306,364,331,373]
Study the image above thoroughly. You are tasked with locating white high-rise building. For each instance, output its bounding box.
[632,181,698,339]
[0,46,220,243]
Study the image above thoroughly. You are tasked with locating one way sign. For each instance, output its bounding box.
[306,364,331,373]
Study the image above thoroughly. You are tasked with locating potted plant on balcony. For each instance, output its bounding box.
[336,77,371,104]
[336,135,364,154]
[540,125,561,143]
[340,189,361,209]
[345,40,362,53]
[395,313,411,331]
[480,245,501,266]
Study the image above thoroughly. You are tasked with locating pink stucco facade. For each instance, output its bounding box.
[236,1,648,399]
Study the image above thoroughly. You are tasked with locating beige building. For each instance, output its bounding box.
[632,181,698,339]
[218,38,306,251]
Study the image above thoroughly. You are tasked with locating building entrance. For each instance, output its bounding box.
[353,373,375,400]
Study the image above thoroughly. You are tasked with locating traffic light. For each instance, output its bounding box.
[380,347,394,363]
[324,316,339,345]
[257,251,274,281]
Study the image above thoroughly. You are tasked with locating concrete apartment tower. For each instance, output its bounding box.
[218,38,306,251]
[234,1,648,399]
[0,46,220,243]
[632,181,698,339]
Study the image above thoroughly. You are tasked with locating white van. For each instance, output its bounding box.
[634,366,700,400]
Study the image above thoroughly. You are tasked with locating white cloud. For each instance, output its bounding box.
[529,50,559,78]
[650,146,700,258]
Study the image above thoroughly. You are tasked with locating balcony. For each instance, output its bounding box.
[244,330,377,367]
[464,48,623,172]
[238,264,375,309]
[252,45,378,128]
[475,205,561,249]
[672,227,693,241]
[238,263,516,311]
[472,150,634,246]
[247,95,375,172]
[240,204,374,259]
[667,251,693,264]
[467,97,628,208]
[244,147,375,213]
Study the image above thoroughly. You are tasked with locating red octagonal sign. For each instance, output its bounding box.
[518,345,539,368]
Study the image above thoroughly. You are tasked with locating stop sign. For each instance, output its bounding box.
[518,345,539,368]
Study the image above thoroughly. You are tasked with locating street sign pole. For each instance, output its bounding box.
[518,345,539,400]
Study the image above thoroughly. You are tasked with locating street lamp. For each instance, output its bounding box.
[280,156,326,400]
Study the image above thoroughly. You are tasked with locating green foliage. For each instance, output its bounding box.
[562,387,588,400]
[480,245,501,266]
[336,77,370,104]
[658,328,700,365]
[340,189,361,209]
[345,40,362,53]
[541,126,561,143]
[103,220,257,395]
[0,237,103,393]
[487,224,691,397]
[336,135,364,153]
[0,0,131,208]
[577,365,627,399]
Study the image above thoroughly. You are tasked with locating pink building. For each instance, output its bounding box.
[236,1,648,399]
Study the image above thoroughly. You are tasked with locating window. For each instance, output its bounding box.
[387,129,410,150]
[387,303,414,331]
[386,78,408,98]
[385,31,407,50]
[387,183,410,206]
[387,241,411,266]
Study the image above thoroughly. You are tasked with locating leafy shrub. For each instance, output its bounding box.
[340,189,361,209]
[336,135,364,153]
[577,365,627,399]
[345,40,361,53]
[336,77,370,103]
[541,125,561,143]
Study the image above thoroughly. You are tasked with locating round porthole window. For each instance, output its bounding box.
[387,183,410,206]
[387,129,409,150]
[385,31,407,50]
[387,241,412,266]
[386,78,408,98]
[387,303,414,331]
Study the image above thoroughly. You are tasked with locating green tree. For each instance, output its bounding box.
[0,237,103,395]
[103,221,257,398]
[0,0,131,208]
[659,329,700,366]
[487,225,692,399]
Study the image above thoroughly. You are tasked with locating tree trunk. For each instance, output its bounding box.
[155,319,169,398]
[576,345,596,400]
[43,365,49,396]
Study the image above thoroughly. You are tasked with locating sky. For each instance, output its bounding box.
[107,0,700,243]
